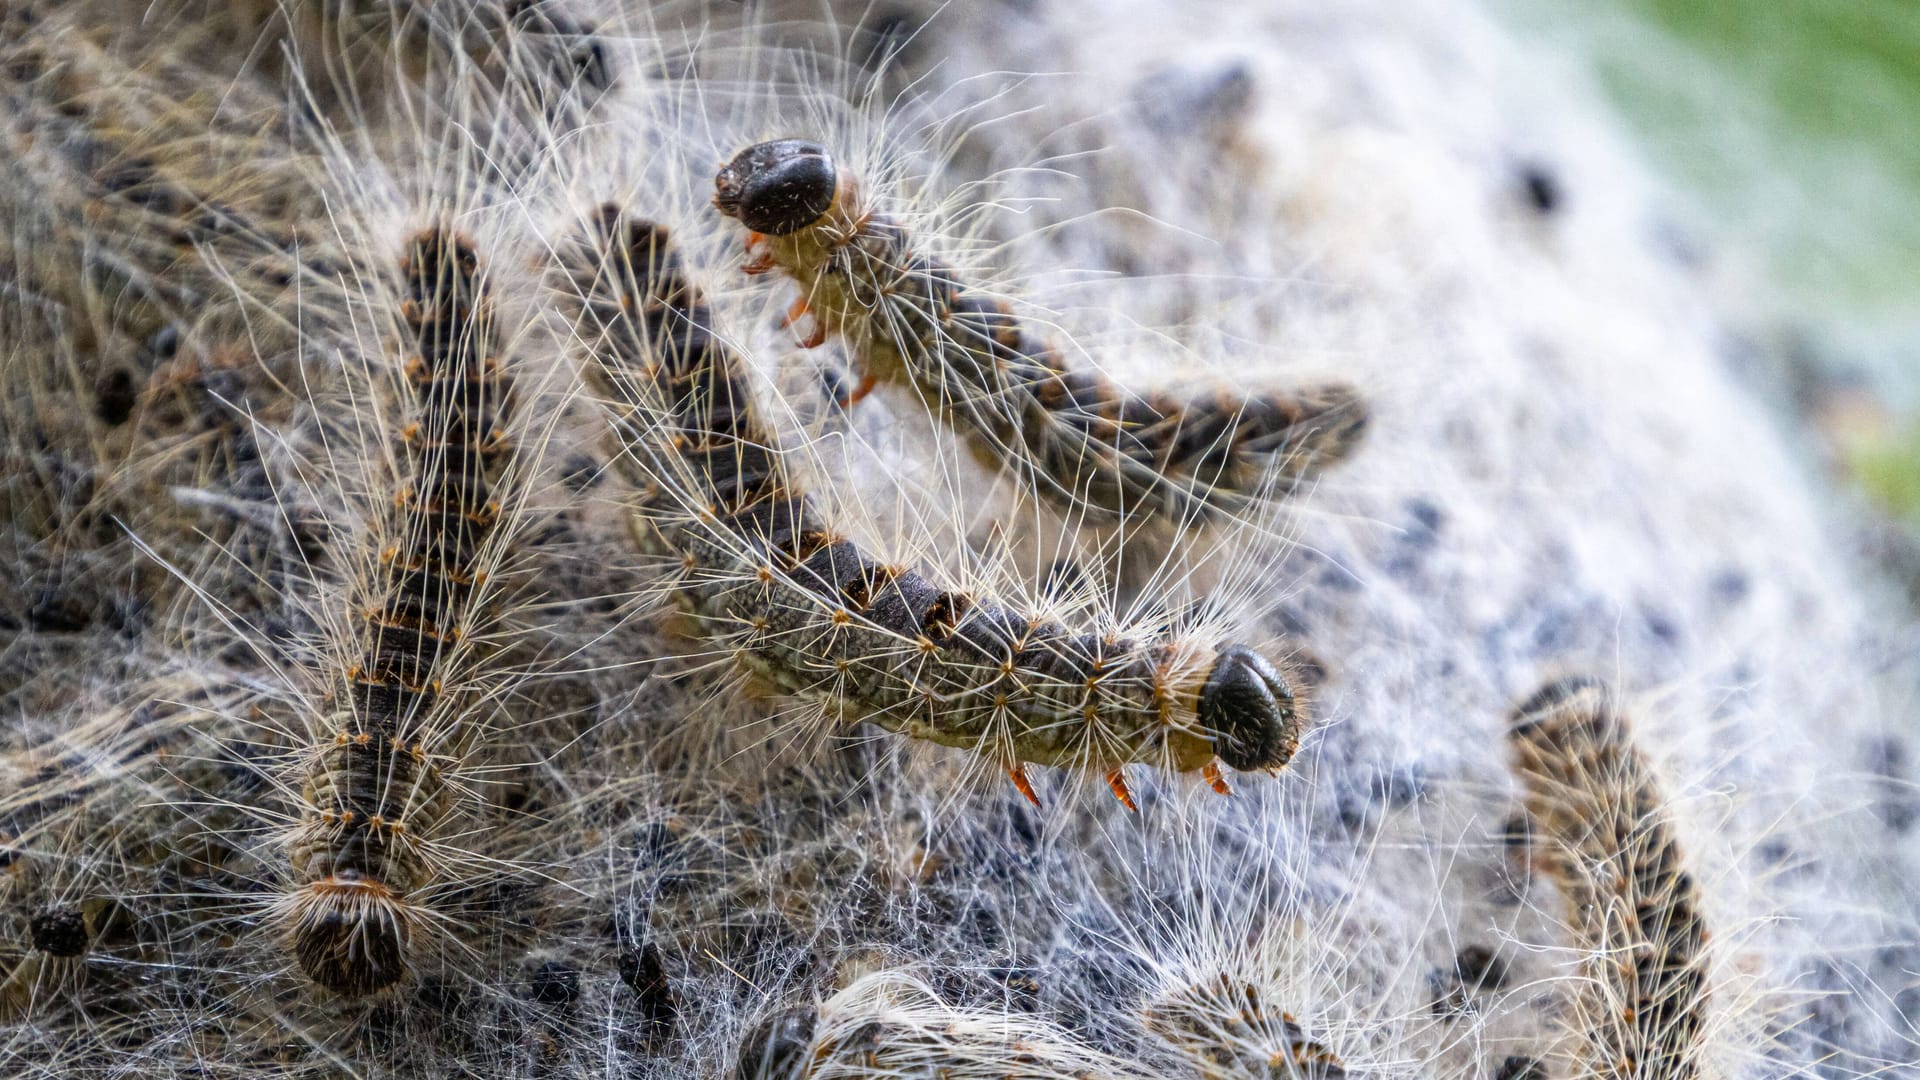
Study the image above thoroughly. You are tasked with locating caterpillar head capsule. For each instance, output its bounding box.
[1200,646,1303,773]
[713,139,838,236]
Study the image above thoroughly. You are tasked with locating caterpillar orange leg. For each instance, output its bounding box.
[836,371,878,409]
[781,295,826,349]
[1203,759,1233,796]
[742,231,775,275]
[1007,764,1042,808]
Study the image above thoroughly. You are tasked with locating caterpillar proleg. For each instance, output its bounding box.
[1507,678,1713,1080]
[711,139,1369,529]
[560,205,1307,808]
[278,226,520,996]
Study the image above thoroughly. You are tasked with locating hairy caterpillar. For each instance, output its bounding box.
[1507,678,1712,1080]
[710,138,1369,529]
[559,205,1305,809]
[278,227,520,996]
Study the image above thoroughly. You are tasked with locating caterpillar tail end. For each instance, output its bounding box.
[285,876,417,997]
[1106,768,1139,812]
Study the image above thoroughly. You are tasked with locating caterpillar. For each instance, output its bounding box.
[559,204,1307,809]
[5,1,1912,1076]
[1506,678,1712,1080]
[277,226,519,996]
[710,138,1369,529]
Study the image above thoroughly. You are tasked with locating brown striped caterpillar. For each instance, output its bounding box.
[710,139,1369,529]
[276,227,519,996]
[559,205,1306,809]
[1507,678,1712,1080]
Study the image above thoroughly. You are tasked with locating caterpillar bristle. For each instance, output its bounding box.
[0,0,1911,1076]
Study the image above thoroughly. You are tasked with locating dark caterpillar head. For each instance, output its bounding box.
[714,139,838,236]
[1200,646,1303,772]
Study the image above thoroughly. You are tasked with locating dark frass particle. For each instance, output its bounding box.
[1517,163,1562,216]
[1428,943,1509,1013]
[27,586,90,633]
[93,368,137,425]
[617,941,676,1041]
[28,907,89,958]
[527,962,581,1008]
[853,9,921,74]
[1451,944,1508,992]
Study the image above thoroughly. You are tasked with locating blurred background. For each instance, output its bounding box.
[1494,0,1920,542]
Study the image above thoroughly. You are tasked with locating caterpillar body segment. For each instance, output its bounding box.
[1144,975,1349,1080]
[281,227,517,996]
[1507,679,1713,1080]
[711,139,1369,529]
[561,205,1308,807]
